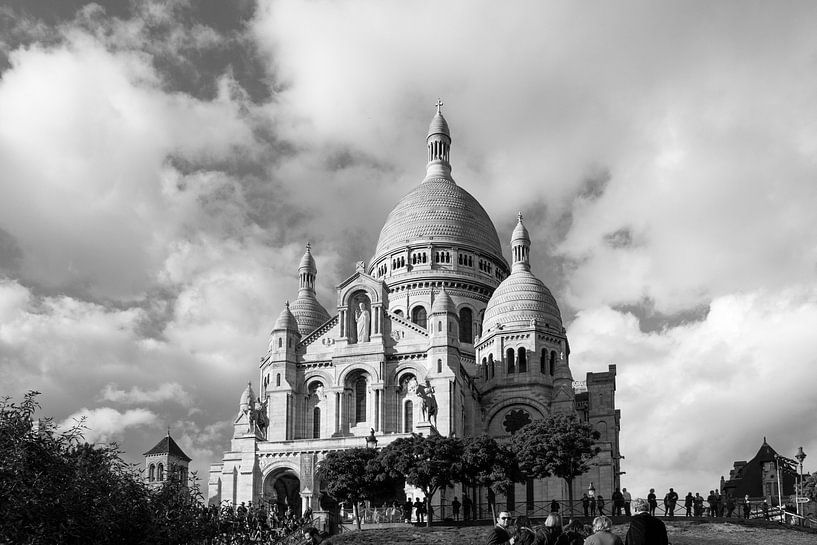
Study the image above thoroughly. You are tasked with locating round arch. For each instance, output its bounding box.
[483,396,549,430]
[303,370,334,389]
[261,461,301,514]
[337,362,380,387]
[340,285,379,307]
[389,362,428,387]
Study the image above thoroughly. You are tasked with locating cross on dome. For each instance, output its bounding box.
[435,98,444,114]
[517,212,523,222]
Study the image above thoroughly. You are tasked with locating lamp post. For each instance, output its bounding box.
[795,447,807,518]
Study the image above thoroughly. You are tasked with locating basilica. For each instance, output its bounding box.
[208,106,621,517]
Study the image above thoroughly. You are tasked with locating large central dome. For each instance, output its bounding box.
[372,176,504,263]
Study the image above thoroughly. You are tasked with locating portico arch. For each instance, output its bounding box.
[263,467,301,515]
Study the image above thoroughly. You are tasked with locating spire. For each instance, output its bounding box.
[298,241,317,294]
[511,213,531,272]
[425,99,452,181]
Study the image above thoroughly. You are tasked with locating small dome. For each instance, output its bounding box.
[290,295,331,336]
[512,214,530,245]
[298,243,316,273]
[239,381,255,410]
[272,302,299,332]
[431,289,456,315]
[482,270,562,333]
[428,111,450,138]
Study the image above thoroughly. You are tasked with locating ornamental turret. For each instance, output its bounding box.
[511,213,531,272]
[425,99,452,180]
[290,243,331,335]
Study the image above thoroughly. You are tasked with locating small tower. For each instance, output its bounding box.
[144,430,191,488]
[263,302,300,441]
[290,243,331,336]
[511,212,531,272]
[425,99,452,180]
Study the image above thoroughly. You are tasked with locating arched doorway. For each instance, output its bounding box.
[263,469,301,515]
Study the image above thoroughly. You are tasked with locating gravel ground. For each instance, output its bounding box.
[324,520,817,545]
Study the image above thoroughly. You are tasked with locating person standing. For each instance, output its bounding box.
[590,494,597,517]
[551,499,561,514]
[414,497,426,524]
[625,498,669,545]
[487,511,516,545]
[404,497,414,524]
[684,492,693,517]
[664,488,678,517]
[452,496,461,521]
[612,488,624,517]
[647,489,657,517]
[742,495,751,519]
[596,495,605,516]
[622,488,632,517]
[583,515,623,545]
[582,494,590,517]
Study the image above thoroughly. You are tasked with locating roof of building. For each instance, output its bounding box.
[272,302,299,332]
[143,434,191,462]
[298,243,317,273]
[430,288,456,315]
[427,110,450,138]
[372,177,504,265]
[290,295,331,336]
[722,438,797,497]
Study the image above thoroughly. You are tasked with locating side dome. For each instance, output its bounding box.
[482,270,563,332]
[272,302,299,332]
[290,297,331,335]
[371,177,504,264]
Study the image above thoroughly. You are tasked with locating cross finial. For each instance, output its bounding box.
[167,426,171,438]
[435,98,444,114]
[517,211,523,222]
[305,241,311,252]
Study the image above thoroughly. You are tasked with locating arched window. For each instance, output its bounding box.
[506,348,515,374]
[157,463,164,481]
[489,354,495,378]
[437,320,442,332]
[459,308,473,343]
[540,349,547,374]
[437,359,442,373]
[518,347,527,373]
[313,407,321,439]
[276,374,281,387]
[411,306,427,328]
[550,351,556,376]
[482,358,488,380]
[354,376,367,423]
[278,337,282,348]
[149,464,155,482]
[404,400,414,433]
[394,309,404,317]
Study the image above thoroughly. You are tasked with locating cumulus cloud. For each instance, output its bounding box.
[59,406,158,444]
[3,0,817,496]
[570,286,817,494]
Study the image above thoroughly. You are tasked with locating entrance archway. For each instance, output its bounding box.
[263,469,301,515]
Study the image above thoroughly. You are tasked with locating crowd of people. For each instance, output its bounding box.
[194,502,318,544]
[488,498,669,545]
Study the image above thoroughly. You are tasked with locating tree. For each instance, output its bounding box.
[511,413,600,517]
[0,392,217,545]
[315,447,385,530]
[378,433,463,527]
[460,435,522,519]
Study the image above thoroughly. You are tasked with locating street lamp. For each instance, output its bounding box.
[366,428,378,449]
[795,447,807,518]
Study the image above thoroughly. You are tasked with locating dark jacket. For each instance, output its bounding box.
[624,513,668,545]
[487,524,513,545]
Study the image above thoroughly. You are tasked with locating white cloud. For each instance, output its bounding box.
[59,406,158,444]
[100,382,194,407]
[570,286,817,495]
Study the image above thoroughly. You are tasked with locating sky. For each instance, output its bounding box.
[1,0,817,500]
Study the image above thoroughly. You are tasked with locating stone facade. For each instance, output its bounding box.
[208,107,621,516]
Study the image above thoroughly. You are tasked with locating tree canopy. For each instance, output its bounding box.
[316,447,390,529]
[378,433,463,526]
[511,412,601,516]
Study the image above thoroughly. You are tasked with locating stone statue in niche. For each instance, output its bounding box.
[249,396,269,437]
[355,301,370,342]
[416,380,438,426]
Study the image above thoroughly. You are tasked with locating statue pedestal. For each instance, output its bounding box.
[415,421,438,436]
